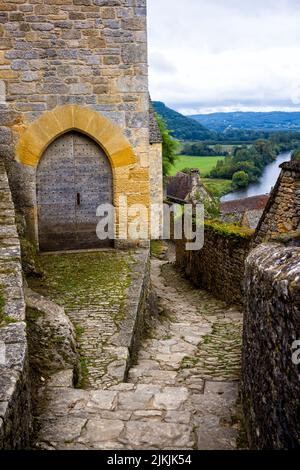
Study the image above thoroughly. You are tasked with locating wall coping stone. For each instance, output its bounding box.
[0,162,31,449]
[280,161,300,171]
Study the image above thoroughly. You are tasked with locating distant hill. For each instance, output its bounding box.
[152,101,214,141]
[190,111,300,132]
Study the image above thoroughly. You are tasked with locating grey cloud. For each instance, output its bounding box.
[148,0,300,112]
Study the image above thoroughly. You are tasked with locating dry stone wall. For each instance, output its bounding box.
[0,162,31,449]
[176,222,253,305]
[255,161,300,245]
[242,243,300,449]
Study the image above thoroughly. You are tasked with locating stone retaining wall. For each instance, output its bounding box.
[242,243,300,449]
[176,221,253,304]
[254,161,300,245]
[0,162,31,449]
[114,249,151,379]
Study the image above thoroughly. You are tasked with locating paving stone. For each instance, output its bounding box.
[132,410,163,421]
[195,414,237,450]
[164,411,191,425]
[33,253,243,450]
[78,419,124,444]
[152,387,189,410]
[117,390,155,411]
[47,370,74,388]
[37,417,87,443]
[120,422,193,449]
[87,391,118,411]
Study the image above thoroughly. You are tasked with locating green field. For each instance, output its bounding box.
[171,155,225,176]
[202,178,232,198]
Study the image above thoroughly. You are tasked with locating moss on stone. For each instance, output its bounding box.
[271,231,300,246]
[26,307,43,322]
[150,240,166,259]
[204,219,254,240]
[15,212,44,278]
[27,250,134,389]
[0,287,13,326]
[0,288,5,316]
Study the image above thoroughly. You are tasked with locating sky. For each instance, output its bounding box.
[147,0,300,115]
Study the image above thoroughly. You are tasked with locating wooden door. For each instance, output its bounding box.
[37,131,113,251]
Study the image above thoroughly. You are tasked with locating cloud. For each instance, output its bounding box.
[147,0,300,114]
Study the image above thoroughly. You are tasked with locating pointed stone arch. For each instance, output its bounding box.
[16,104,137,169]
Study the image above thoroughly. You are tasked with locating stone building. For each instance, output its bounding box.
[167,169,212,206]
[0,0,163,251]
[220,195,269,230]
[254,161,300,244]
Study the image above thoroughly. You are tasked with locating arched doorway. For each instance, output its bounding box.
[37,131,113,251]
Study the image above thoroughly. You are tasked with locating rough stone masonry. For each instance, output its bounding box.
[0,0,163,248]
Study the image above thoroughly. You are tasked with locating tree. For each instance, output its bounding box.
[292,148,300,161]
[155,113,179,177]
[232,171,249,189]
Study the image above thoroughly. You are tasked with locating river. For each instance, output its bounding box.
[220,151,292,202]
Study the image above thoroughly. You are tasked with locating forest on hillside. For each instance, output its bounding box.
[153,102,300,144]
[190,111,300,132]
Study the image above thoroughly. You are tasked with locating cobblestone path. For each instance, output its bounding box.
[34,251,244,450]
[29,250,135,389]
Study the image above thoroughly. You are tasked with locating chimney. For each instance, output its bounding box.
[189,169,200,191]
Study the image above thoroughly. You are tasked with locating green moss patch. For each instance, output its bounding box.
[28,251,133,323]
[204,219,254,240]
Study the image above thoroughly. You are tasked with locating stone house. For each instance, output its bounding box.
[0,0,163,251]
[167,169,212,206]
[220,195,269,229]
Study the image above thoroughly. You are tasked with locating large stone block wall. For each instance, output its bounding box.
[242,243,300,449]
[0,162,31,449]
[176,222,253,304]
[255,161,300,245]
[0,0,160,244]
[149,142,163,238]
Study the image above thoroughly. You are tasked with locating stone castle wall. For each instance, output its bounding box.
[0,0,162,245]
[176,222,253,305]
[254,161,300,245]
[0,162,31,449]
[242,243,300,449]
[149,142,163,237]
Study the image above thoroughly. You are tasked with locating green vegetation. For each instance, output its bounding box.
[154,102,300,147]
[0,289,5,317]
[170,155,226,176]
[150,240,166,258]
[155,113,180,177]
[292,148,300,161]
[0,289,16,326]
[153,101,214,141]
[190,111,300,133]
[180,142,228,156]
[0,289,6,326]
[202,178,232,198]
[203,220,254,240]
[232,170,249,189]
[0,294,18,326]
[209,140,277,184]
[15,212,44,278]
[28,251,132,324]
[26,307,43,322]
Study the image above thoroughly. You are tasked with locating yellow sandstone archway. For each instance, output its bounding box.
[16,104,137,169]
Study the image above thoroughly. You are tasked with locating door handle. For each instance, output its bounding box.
[77,193,80,206]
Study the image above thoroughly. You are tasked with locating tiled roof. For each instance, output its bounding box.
[220,194,269,215]
[167,173,191,201]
